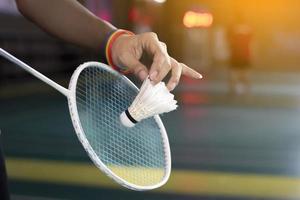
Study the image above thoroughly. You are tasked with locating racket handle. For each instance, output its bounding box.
[0,48,69,97]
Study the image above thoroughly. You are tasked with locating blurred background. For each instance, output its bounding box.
[1,0,300,199]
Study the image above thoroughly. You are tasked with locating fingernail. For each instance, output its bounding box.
[150,70,158,80]
[197,74,203,79]
[138,70,148,80]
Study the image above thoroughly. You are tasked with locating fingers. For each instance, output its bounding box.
[167,58,182,91]
[149,50,171,84]
[134,64,148,80]
[123,53,148,80]
[181,63,203,79]
[139,33,172,84]
[167,60,203,91]
[132,61,148,80]
[135,32,203,87]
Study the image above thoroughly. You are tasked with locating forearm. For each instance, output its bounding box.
[16,0,116,51]
[15,0,202,88]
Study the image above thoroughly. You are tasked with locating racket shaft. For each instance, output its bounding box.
[0,48,69,96]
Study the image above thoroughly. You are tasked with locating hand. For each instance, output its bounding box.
[111,32,202,91]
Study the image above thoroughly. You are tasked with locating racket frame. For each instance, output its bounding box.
[0,47,171,191]
[68,62,171,191]
[0,48,69,96]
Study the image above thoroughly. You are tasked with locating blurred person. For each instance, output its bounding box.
[227,13,253,96]
[0,0,202,199]
[212,25,230,65]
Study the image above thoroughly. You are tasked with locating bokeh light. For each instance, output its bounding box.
[152,0,167,4]
[183,10,213,28]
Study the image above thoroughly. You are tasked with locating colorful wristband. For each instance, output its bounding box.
[105,29,134,73]
[99,29,117,65]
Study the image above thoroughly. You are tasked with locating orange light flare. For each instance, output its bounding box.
[183,11,213,28]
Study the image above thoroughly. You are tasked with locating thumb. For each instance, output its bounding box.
[125,55,148,80]
[134,62,148,81]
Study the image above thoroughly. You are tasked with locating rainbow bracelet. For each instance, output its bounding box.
[105,29,134,74]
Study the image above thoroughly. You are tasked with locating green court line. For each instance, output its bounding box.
[6,158,300,198]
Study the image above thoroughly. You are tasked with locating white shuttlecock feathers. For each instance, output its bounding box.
[120,77,178,127]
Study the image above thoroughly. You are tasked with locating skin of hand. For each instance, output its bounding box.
[111,32,202,91]
[15,0,202,91]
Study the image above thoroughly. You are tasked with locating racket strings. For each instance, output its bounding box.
[75,66,167,186]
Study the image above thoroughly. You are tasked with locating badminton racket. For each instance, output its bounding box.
[0,48,171,191]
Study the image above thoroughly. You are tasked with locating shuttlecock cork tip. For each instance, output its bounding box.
[120,77,178,127]
[120,109,137,127]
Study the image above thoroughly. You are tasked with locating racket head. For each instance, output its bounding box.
[67,62,171,191]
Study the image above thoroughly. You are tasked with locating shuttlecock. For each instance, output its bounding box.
[120,77,178,127]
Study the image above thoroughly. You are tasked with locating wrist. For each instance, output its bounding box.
[111,34,133,71]
[105,29,134,73]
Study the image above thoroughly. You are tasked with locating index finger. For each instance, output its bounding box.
[181,63,203,79]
